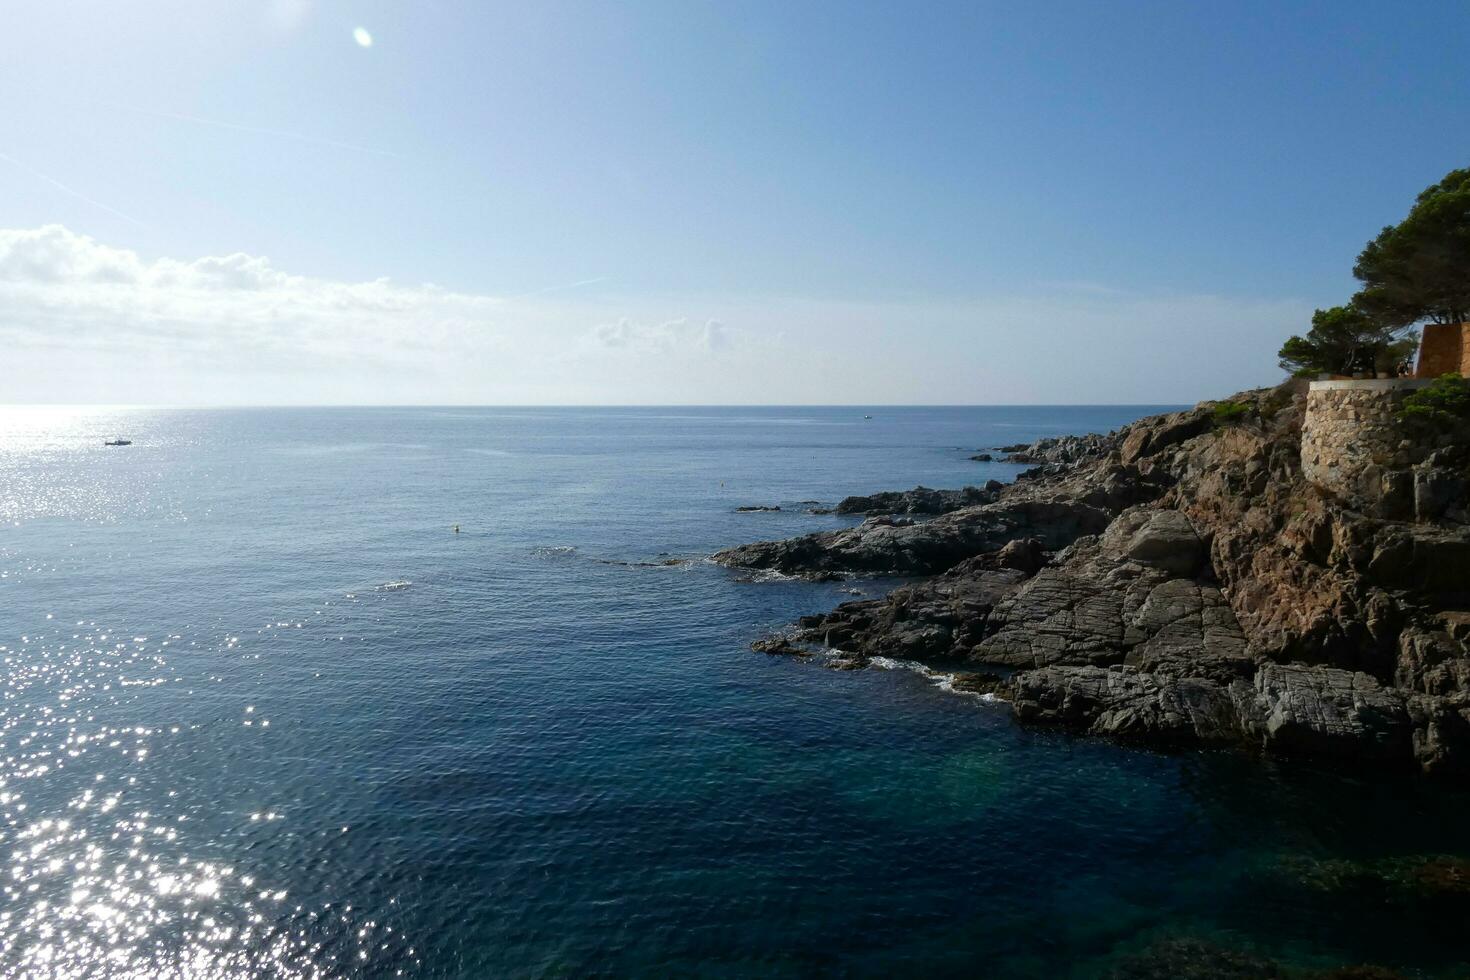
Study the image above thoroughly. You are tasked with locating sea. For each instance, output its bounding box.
[1,405,1467,979]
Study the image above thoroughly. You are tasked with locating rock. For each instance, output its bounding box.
[1103,937,1285,979]
[994,537,1045,575]
[833,485,996,516]
[803,567,1029,660]
[973,511,1250,678]
[1405,691,1470,778]
[1413,465,1466,522]
[735,505,781,512]
[1008,654,1417,762]
[751,634,812,656]
[1119,408,1214,467]
[1001,432,1116,466]
[713,498,1113,578]
[1245,664,1412,762]
[722,382,1470,778]
[1274,851,1470,917]
[1119,509,1204,576]
[1010,665,1244,742]
[949,671,1007,695]
[969,453,994,462]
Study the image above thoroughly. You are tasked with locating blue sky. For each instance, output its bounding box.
[3,1,1467,404]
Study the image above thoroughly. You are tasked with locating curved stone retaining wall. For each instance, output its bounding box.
[1301,380,1431,517]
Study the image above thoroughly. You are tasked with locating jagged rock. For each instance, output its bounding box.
[1010,662,1416,764]
[1119,509,1205,576]
[1011,665,1243,742]
[751,635,812,656]
[974,509,1251,678]
[1102,938,1286,979]
[1398,624,1470,695]
[1406,691,1470,778]
[1414,465,1467,522]
[713,498,1113,578]
[723,381,1470,777]
[1245,664,1412,762]
[833,485,995,516]
[802,568,1029,660]
[949,671,1007,696]
[1001,432,1115,466]
[993,536,1045,575]
[1119,408,1215,467]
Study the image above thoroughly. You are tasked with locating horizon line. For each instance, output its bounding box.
[0,401,1198,410]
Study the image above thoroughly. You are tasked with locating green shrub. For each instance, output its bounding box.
[1400,373,1470,424]
[1213,401,1252,425]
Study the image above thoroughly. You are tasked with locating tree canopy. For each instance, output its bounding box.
[1278,305,1417,377]
[1353,168,1470,327]
[1277,166,1470,377]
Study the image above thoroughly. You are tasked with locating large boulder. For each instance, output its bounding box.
[1242,664,1412,763]
[972,507,1251,678]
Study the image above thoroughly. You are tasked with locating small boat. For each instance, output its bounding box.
[863,414,873,420]
[103,439,132,446]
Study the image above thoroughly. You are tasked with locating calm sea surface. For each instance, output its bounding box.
[1,405,1467,978]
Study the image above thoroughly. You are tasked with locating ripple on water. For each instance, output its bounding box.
[0,626,417,978]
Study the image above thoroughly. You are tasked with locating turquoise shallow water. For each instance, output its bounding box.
[1,405,1467,979]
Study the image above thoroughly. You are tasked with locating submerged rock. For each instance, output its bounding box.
[1103,937,1285,979]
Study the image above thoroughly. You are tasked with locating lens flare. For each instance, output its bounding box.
[352,27,373,48]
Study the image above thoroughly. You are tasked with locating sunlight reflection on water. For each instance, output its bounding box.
[0,621,414,977]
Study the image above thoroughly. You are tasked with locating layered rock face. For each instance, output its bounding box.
[719,382,1470,778]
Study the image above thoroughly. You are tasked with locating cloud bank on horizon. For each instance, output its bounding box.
[0,224,1304,405]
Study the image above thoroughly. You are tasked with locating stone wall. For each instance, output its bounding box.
[1301,380,1432,518]
[1416,322,1470,378]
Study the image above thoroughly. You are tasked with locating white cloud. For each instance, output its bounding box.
[586,317,737,354]
[0,225,1309,405]
[0,225,502,367]
[0,225,147,283]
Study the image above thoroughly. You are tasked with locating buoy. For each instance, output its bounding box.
[453,524,460,534]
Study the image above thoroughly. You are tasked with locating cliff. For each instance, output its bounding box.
[716,381,1470,778]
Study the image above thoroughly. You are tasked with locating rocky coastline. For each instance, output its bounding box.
[716,381,1470,779]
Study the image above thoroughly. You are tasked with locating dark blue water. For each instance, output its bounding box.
[2,406,1467,978]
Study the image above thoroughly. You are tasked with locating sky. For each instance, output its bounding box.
[2,1,1468,406]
